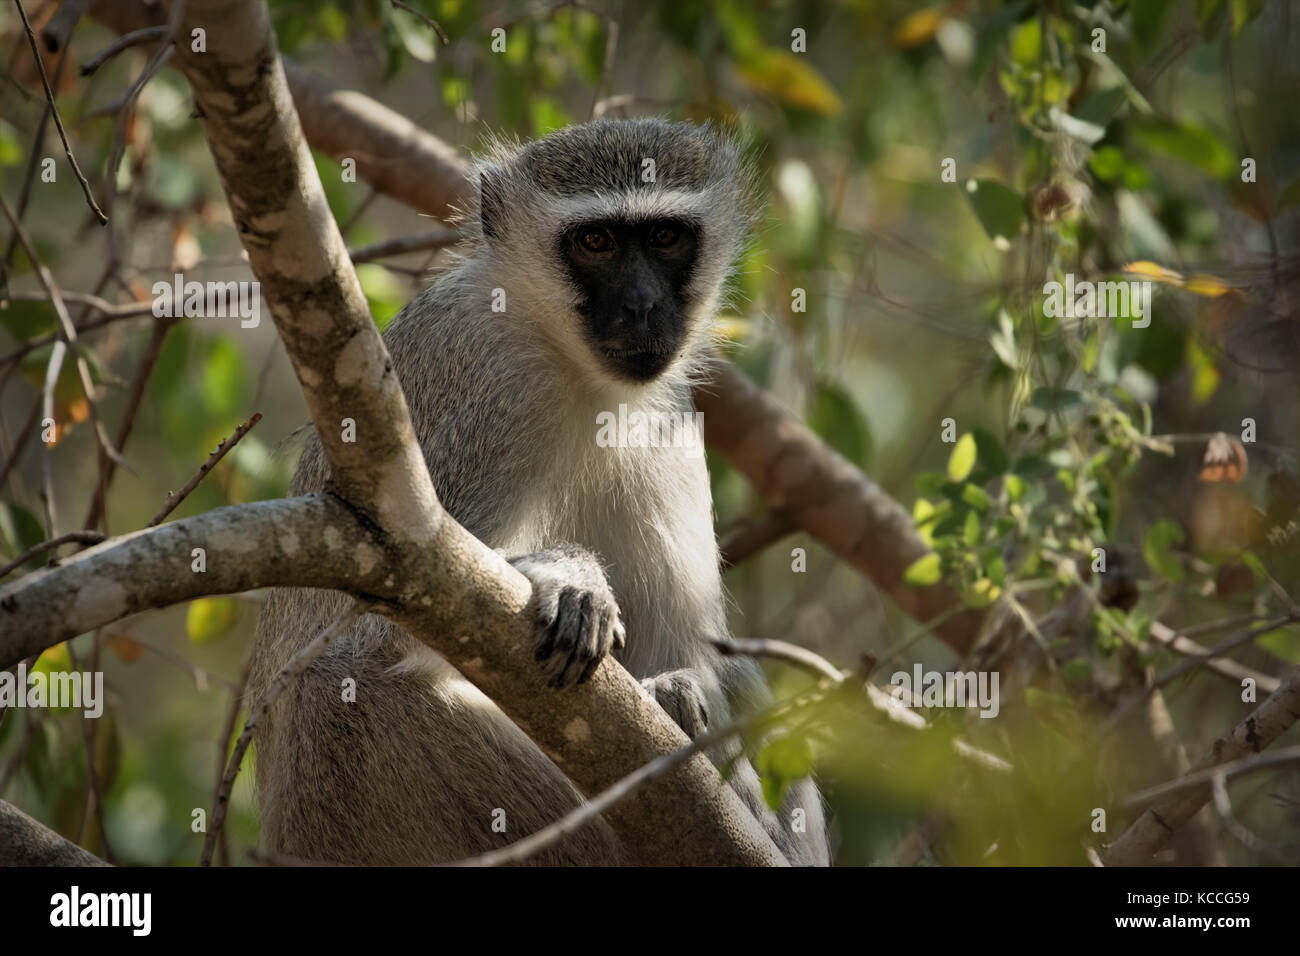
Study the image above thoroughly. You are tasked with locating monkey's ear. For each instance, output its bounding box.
[478,166,505,241]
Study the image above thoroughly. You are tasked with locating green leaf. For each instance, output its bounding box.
[963,179,1025,248]
[971,427,1010,480]
[961,483,992,512]
[1142,519,1186,583]
[1134,120,1235,179]
[755,733,814,812]
[1029,387,1083,412]
[1088,146,1126,184]
[200,337,247,418]
[0,298,57,342]
[963,509,980,547]
[1061,657,1092,684]
[808,380,872,467]
[1255,625,1300,663]
[0,500,45,570]
[355,263,406,331]
[1073,87,1129,129]
[186,597,239,644]
[947,433,977,482]
[903,553,943,587]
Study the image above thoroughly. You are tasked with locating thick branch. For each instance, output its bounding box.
[0,497,376,661]
[0,799,109,866]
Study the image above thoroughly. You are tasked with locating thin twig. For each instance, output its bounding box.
[0,394,40,492]
[79,25,169,76]
[715,636,845,683]
[66,635,113,861]
[1099,614,1296,741]
[39,340,63,536]
[0,294,156,366]
[390,0,450,44]
[200,602,365,866]
[1210,773,1297,861]
[718,511,796,570]
[0,531,105,579]
[1121,744,1300,810]
[588,0,621,119]
[12,0,107,223]
[38,0,89,53]
[81,315,178,533]
[717,636,1012,773]
[1148,620,1280,696]
[0,194,133,494]
[147,413,262,527]
[1,21,73,279]
[348,228,461,264]
[213,655,252,867]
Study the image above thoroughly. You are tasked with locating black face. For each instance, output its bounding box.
[559,217,700,383]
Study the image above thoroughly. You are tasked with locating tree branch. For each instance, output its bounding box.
[0,798,109,866]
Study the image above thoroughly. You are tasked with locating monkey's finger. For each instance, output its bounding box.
[611,611,627,651]
[534,586,575,664]
[578,605,613,684]
[563,592,601,687]
[550,591,595,688]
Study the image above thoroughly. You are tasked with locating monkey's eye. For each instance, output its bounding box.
[579,228,613,252]
[648,224,680,248]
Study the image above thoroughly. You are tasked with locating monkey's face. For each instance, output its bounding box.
[559,216,700,383]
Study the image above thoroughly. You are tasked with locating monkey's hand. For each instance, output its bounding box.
[640,670,711,740]
[509,546,627,688]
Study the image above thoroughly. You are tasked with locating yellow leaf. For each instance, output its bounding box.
[35,642,71,672]
[1183,274,1233,297]
[893,7,947,49]
[186,597,239,644]
[1121,260,1184,286]
[947,433,977,482]
[913,498,936,547]
[735,50,842,117]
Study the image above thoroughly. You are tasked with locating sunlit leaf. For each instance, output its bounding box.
[947,433,977,482]
[892,7,946,49]
[903,553,943,586]
[186,597,239,644]
[734,49,842,116]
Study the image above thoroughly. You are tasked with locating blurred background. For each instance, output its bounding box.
[1,0,1298,865]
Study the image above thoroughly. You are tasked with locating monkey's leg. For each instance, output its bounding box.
[643,664,831,866]
[508,545,626,688]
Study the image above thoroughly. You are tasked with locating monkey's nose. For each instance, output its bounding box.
[619,301,656,331]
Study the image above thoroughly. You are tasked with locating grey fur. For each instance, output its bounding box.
[250,118,829,866]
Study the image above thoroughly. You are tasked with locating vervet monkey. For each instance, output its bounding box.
[250,118,829,866]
